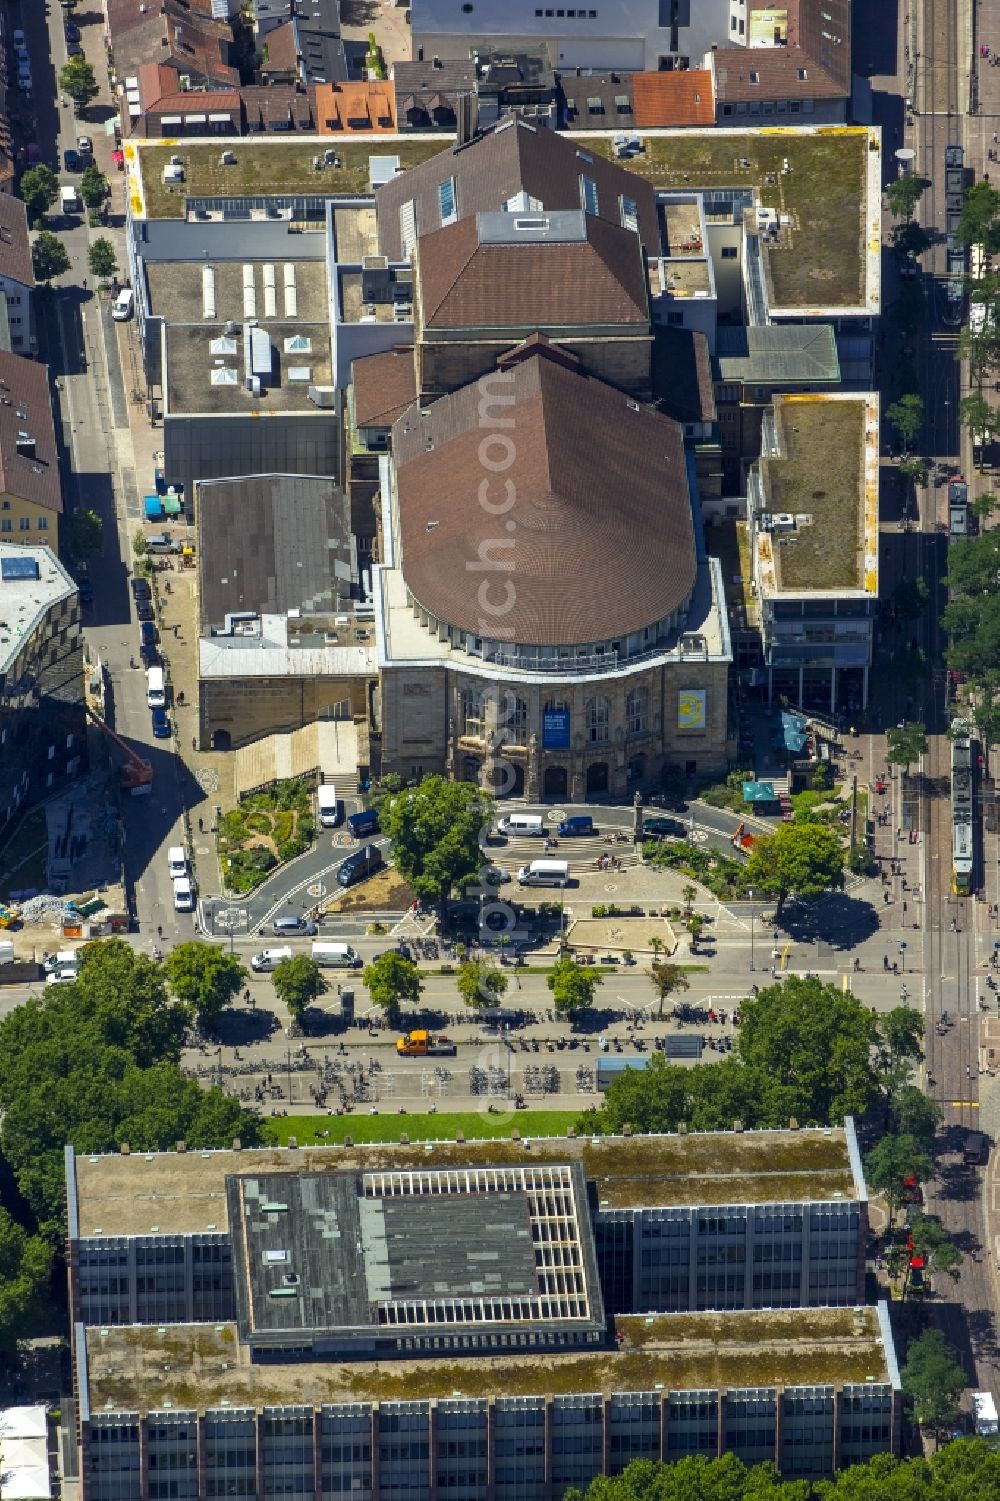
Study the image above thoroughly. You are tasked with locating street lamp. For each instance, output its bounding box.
[748,888,755,972]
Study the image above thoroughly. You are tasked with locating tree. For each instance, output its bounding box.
[892,577,929,621]
[891,220,932,260]
[19,164,59,225]
[960,391,1000,452]
[901,1328,966,1440]
[864,1132,934,1220]
[164,942,247,1030]
[885,393,924,452]
[66,506,103,560]
[897,456,929,489]
[875,1006,925,1097]
[363,952,422,1024]
[381,776,489,908]
[456,959,508,1011]
[0,1206,53,1359]
[31,231,70,283]
[741,823,845,919]
[907,1211,963,1288]
[737,977,879,1126]
[892,1084,942,1147]
[956,181,1000,250]
[648,960,689,1021]
[88,237,118,284]
[681,884,697,914]
[885,721,928,775]
[272,956,328,1025]
[80,164,109,211]
[885,173,925,221]
[58,55,100,109]
[547,957,603,1018]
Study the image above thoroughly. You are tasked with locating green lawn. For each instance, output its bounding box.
[263,1109,583,1146]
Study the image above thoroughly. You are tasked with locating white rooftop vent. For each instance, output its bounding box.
[210,335,237,356]
[283,263,297,319]
[287,366,312,382]
[263,263,276,320]
[210,367,237,386]
[242,264,256,319]
[283,334,312,353]
[202,265,216,320]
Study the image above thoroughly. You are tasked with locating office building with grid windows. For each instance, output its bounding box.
[67,1122,901,1499]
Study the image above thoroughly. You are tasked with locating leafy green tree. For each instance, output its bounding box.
[31,231,71,283]
[363,952,422,1024]
[88,237,117,282]
[648,960,689,1021]
[381,776,489,908]
[875,1006,925,1097]
[891,220,931,260]
[163,942,247,1030]
[19,165,59,225]
[971,492,997,522]
[892,1083,942,1147]
[956,181,1000,250]
[885,721,928,776]
[960,391,1000,451]
[737,977,879,1126]
[885,173,924,220]
[892,577,929,620]
[900,1327,966,1440]
[897,457,929,488]
[456,959,508,1011]
[0,1205,54,1359]
[907,1211,963,1288]
[66,506,103,560]
[547,957,603,1017]
[58,55,100,109]
[272,956,328,1025]
[81,164,109,211]
[741,822,845,919]
[885,393,924,452]
[864,1132,933,1219]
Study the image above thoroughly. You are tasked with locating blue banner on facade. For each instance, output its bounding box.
[542,709,570,750]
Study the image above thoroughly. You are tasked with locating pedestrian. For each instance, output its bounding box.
[243,987,250,1004]
[198,816,204,832]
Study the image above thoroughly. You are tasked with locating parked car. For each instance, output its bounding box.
[642,816,686,839]
[13,29,25,48]
[66,39,82,55]
[140,620,157,647]
[151,707,170,739]
[65,23,81,41]
[482,864,511,885]
[63,148,80,172]
[136,600,155,623]
[271,915,317,936]
[139,644,159,668]
[76,135,93,161]
[130,576,151,599]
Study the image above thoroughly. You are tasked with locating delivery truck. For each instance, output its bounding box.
[396,1030,457,1057]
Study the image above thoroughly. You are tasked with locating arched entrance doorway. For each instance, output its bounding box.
[489,760,525,797]
[543,765,568,798]
[212,728,231,751]
[462,756,482,784]
[586,762,609,795]
[627,754,646,785]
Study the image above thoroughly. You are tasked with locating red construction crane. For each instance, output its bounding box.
[85,705,153,793]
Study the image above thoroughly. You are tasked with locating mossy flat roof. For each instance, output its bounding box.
[130,128,872,310]
[85,1307,889,1415]
[72,1128,856,1238]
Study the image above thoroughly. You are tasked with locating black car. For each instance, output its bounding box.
[140,620,157,647]
[139,644,159,668]
[136,600,155,623]
[130,576,151,600]
[642,816,686,839]
[63,148,80,172]
[65,23,81,41]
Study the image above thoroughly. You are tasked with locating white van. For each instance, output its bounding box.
[317,782,342,828]
[251,946,293,973]
[146,666,166,708]
[499,813,545,837]
[112,287,135,321]
[172,876,195,912]
[44,948,79,975]
[167,846,188,879]
[311,941,362,969]
[518,859,570,888]
[60,184,80,212]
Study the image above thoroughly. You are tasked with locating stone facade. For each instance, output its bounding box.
[198,674,370,752]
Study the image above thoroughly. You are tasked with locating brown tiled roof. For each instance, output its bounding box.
[241,83,313,128]
[260,20,298,75]
[146,88,241,116]
[652,327,716,425]
[377,117,660,259]
[712,45,847,102]
[0,353,61,514]
[0,196,33,290]
[785,0,852,94]
[351,346,416,429]
[392,349,694,645]
[558,72,635,129]
[107,0,238,88]
[416,211,649,330]
[632,70,715,127]
[391,59,477,99]
[315,81,397,133]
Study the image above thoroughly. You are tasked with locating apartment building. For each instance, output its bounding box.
[67,1123,900,1498]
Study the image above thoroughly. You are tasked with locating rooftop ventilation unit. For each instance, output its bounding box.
[283,263,297,319]
[242,264,256,319]
[263,264,276,320]
[202,265,216,320]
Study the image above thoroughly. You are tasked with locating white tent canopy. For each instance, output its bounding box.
[0,1406,50,1500]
